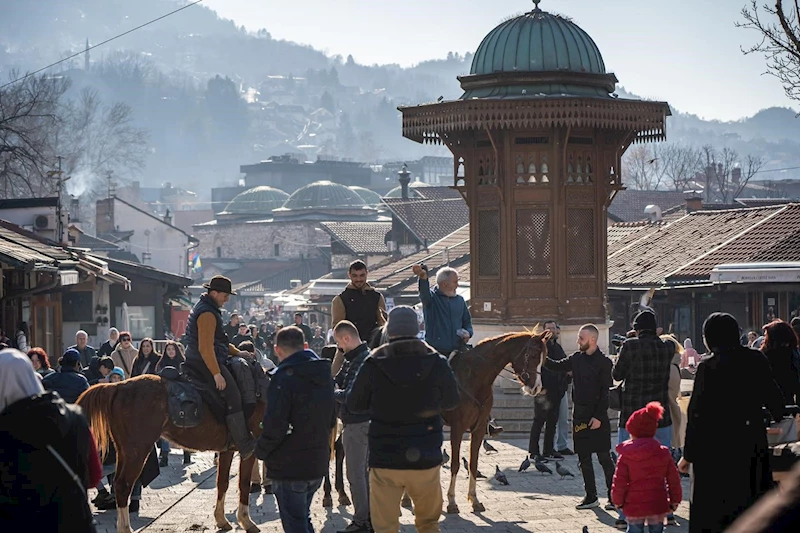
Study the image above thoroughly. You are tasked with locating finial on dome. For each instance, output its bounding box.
[532,0,542,12]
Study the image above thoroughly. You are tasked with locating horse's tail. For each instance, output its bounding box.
[76,383,118,460]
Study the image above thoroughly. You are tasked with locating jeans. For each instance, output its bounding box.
[342,421,370,526]
[555,391,570,451]
[160,438,170,454]
[272,478,323,533]
[618,425,673,522]
[627,522,664,533]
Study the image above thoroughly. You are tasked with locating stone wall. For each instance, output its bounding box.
[194,221,330,260]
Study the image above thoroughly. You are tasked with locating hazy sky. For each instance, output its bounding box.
[202,0,796,121]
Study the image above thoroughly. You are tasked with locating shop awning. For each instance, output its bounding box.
[710,262,800,284]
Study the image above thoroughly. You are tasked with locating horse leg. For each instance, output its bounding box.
[467,427,487,513]
[113,448,150,533]
[446,429,462,514]
[237,455,259,533]
[335,434,351,506]
[214,451,234,531]
[322,472,333,508]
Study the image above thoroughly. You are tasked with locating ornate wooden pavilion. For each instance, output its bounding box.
[400,0,670,326]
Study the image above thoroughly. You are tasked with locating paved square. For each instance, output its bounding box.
[93,439,690,532]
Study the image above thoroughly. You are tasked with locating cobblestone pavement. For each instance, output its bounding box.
[93,439,690,533]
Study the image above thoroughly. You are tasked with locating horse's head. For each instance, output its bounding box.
[504,329,552,396]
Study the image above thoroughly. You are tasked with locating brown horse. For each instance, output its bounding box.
[442,330,550,513]
[77,376,265,533]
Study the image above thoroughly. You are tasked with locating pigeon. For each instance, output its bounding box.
[583,527,590,533]
[534,459,553,475]
[494,465,509,486]
[442,448,450,466]
[476,468,486,479]
[462,457,469,471]
[483,440,498,454]
[518,456,531,472]
[555,461,575,479]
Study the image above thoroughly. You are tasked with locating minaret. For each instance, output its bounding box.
[84,38,90,71]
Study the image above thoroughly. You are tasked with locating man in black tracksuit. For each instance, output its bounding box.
[544,323,615,511]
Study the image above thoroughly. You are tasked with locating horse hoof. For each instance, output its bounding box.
[216,522,233,531]
[322,496,333,508]
[472,502,486,513]
[446,503,460,514]
[401,497,413,509]
[246,526,260,533]
[338,494,351,506]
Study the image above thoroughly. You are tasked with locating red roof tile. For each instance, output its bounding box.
[382,196,469,245]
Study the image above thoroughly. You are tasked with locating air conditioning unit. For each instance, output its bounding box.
[33,214,56,230]
[289,279,301,288]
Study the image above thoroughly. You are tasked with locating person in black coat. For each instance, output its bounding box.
[347,306,460,533]
[528,329,569,461]
[678,312,786,533]
[255,326,334,533]
[131,338,161,377]
[544,324,616,511]
[761,319,800,406]
[42,349,90,404]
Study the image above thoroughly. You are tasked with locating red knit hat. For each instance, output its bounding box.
[625,401,664,438]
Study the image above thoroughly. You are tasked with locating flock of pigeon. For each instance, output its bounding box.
[441,439,576,487]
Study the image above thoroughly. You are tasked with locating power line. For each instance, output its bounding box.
[753,165,800,175]
[0,0,205,90]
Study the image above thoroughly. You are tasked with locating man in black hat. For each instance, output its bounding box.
[184,275,256,459]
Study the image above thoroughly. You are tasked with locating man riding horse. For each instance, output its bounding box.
[183,275,257,459]
[413,264,503,436]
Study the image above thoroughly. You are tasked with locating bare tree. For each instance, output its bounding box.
[660,144,703,191]
[0,72,70,198]
[622,144,666,190]
[739,1,800,103]
[700,145,764,203]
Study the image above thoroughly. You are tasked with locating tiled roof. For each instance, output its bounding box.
[735,198,793,208]
[415,187,463,201]
[0,220,72,267]
[608,205,785,287]
[320,221,391,254]
[72,229,121,252]
[608,190,687,222]
[382,196,468,245]
[668,204,800,281]
[753,230,800,262]
[371,225,470,291]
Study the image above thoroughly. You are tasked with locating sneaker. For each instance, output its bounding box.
[667,516,679,527]
[556,448,575,455]
[545,452,564,460]
[614,519,627,530]
[604,500,616,510]
[92,489,111,505]
[337,522,371,533]
[488,421,504,437]
[94,493,117,510]
[576,496,599,510]
[532,454,548,463]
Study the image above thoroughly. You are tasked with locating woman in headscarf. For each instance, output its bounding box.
[0,348,101,532]
[678,313,785,533]
[680,338,699,370]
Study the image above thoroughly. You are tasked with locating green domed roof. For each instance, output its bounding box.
[282,181,367,211]
[470,5,605,76]
[224,186,289,215]
[349,186,383,207]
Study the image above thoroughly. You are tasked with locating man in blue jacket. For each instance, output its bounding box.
[412,265,472,356]
[42,349,90,404]
[255,326,335,533]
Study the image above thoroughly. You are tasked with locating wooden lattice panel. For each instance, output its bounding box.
[515,208,551,277]
[477,209,500,277]
[567,208,595,276]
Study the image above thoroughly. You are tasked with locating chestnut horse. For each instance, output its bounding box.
[77,376,264,533]
[443,330,550,513]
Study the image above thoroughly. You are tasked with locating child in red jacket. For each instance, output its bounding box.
[612,402,682,533]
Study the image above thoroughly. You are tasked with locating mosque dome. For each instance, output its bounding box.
[223,186,289,216]
[384,180,431,199]
[348,186,383,207]
[281,181,367,211]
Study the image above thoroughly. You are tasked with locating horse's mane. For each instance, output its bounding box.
[476,329,545,347]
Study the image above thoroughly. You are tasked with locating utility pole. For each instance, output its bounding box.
[46,156,71,245]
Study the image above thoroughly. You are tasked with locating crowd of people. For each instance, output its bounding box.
[2,257,800,533]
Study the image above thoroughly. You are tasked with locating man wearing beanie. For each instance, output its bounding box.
[611,402,682,533]
[42,349,90,403]
[612,310,676,528]
[347,306,459,533]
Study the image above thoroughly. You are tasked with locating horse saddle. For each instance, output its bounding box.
[159,366,203,429]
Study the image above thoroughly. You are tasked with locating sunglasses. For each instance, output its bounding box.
[120,337,131,342]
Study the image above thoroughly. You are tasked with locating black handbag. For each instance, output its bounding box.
[609,382,623,411]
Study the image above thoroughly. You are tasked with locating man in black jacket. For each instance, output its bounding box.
[347,306,459,533]
[256,326,335,533]
[544,324,615,512]
[333,320,371,533]
[527,321,568,462]
[42,349,90,403]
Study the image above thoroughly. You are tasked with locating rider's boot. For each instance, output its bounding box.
[225,412,256,460]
